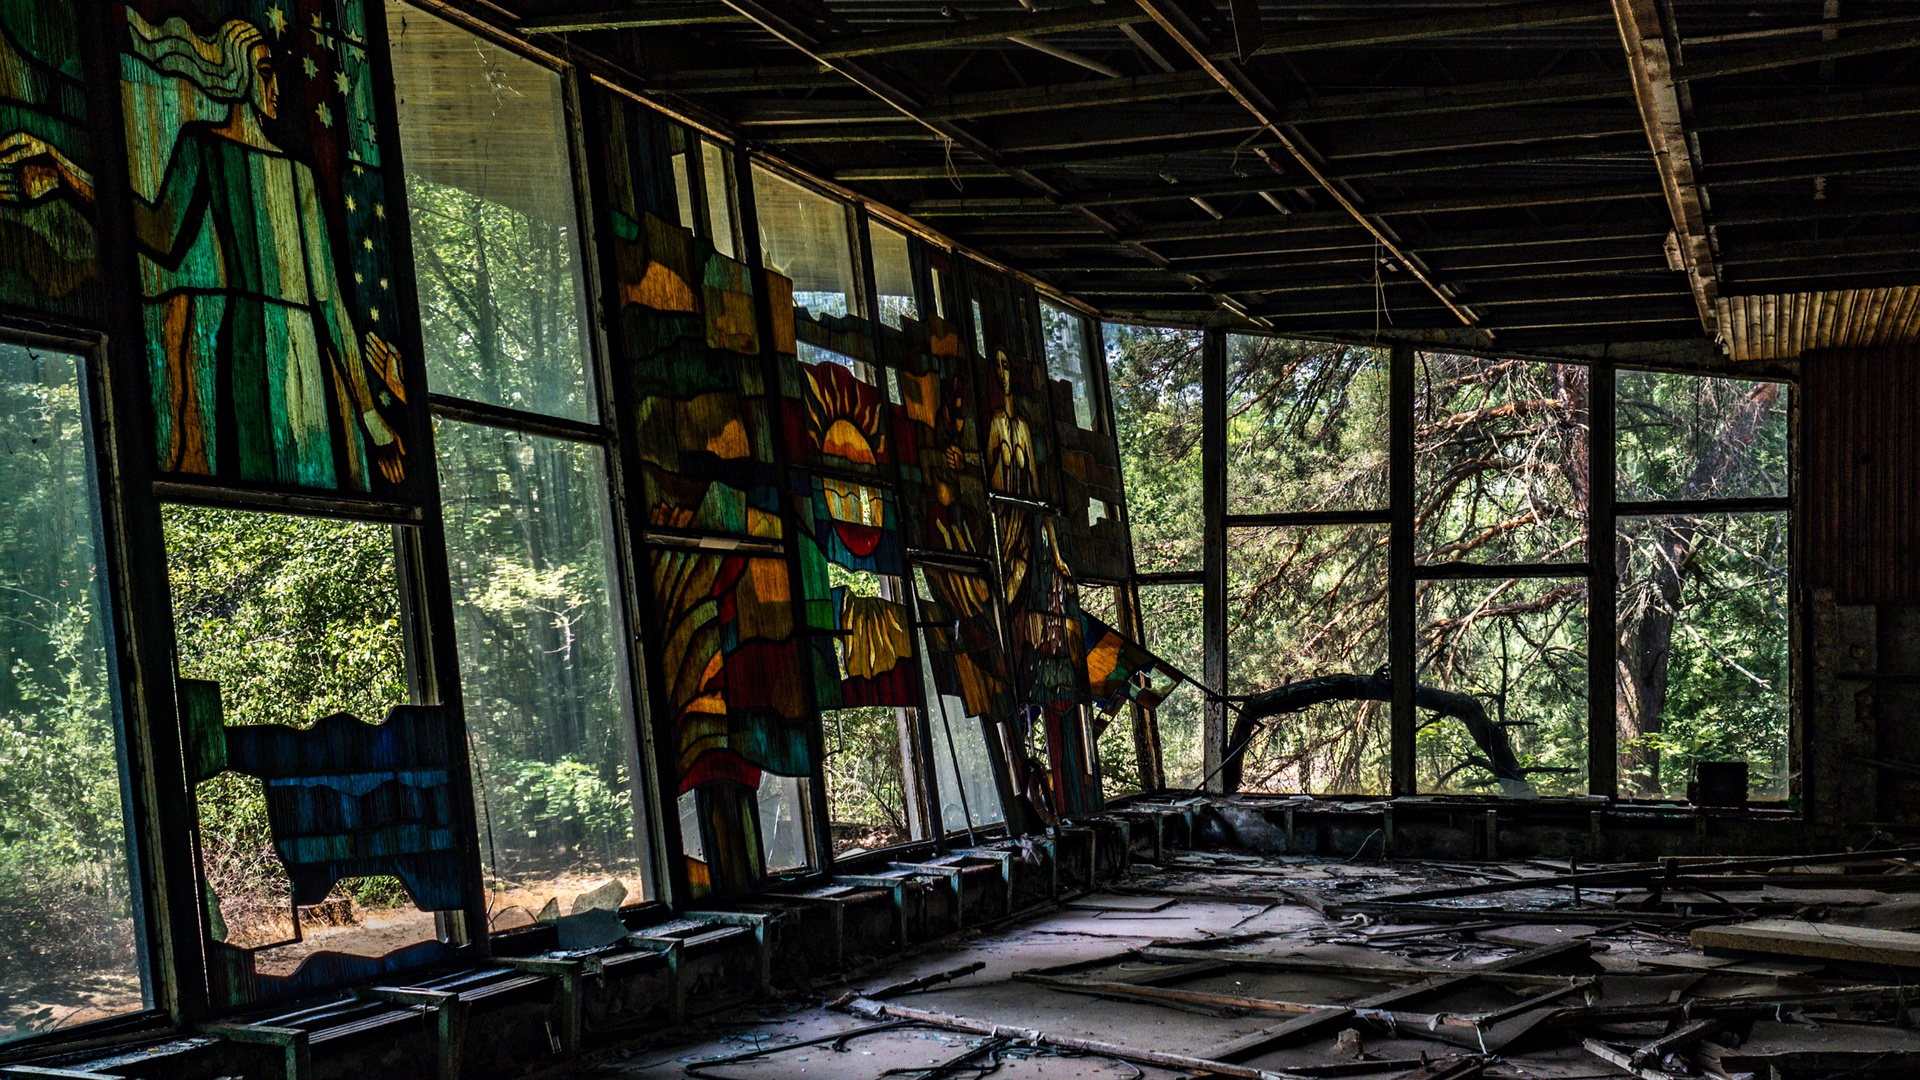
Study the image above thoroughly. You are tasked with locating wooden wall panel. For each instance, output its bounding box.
[1803,345,1920,604]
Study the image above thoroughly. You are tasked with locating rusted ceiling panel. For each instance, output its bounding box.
[1719,288,1920,362]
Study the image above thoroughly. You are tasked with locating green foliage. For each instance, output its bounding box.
[0,345,140,1034]
[823,706,911,851]
[1105,332,1789,800]
[165,506,411,925]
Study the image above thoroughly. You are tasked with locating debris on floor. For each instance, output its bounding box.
[601,845,1920,1080]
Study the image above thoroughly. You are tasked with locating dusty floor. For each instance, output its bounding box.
[562,851,1920,1080]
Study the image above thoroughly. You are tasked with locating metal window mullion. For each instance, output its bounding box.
[1201,328,1228,792]
[1590,359,1617,799]
[1390,343,1416,796]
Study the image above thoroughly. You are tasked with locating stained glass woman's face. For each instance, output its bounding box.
[249,45,278,120]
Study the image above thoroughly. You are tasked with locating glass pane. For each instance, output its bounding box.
[1228,336,1388,514]
[1041,302,1097,430]
[909,569,1007,835]
[165,506,441,972]
[1136,583,1204,788]
[701,140,739,259]
[758,773,810,873]
[1617,372,1788,502]
[1416,353,1588,564]
[1107,325,1203,573]
[1416,577,1588,797]
[1229,525,1389,794]
[0,344,145,1040]
[752,166,856,320]
[390,4,595,421]
[1618,512,1789,801]
[670,132,696,231]
[870,222,917,330]
[435,421,646,927]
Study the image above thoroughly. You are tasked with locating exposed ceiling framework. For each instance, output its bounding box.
[506,0,1920,361]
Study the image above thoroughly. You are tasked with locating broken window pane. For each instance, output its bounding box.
[1229,525,1389,794]
[390,2,595,421]
[752,165,857,320]
[1416,577,1588,797]
[435,421,647,929]
[910,569,1008,835]
[758,773,812,874]
[1227,336,1388,515]
[0,343,146,1041]
[870,221,917,330]
[1107,325,1203,574]
[1042,302,1098,431]
[1617,371,1788,503]
[1136,583,1205,788]
[1618,512,1789,801]
[165,506,445,973]
[1415,353,1589,565]
[824,706,918,856]
[701,140,740,260]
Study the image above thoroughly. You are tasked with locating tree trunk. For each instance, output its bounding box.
[1222,672,1540,797]
[1615,383,1781,796]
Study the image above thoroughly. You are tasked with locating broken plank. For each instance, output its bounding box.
[1691,917,1920,968]
[1375,847,1920,904]
[1630,1018,1719,1067]
[1583,1038,1691,1080]
[842,997,1310,1079]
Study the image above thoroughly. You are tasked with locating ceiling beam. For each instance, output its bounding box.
[646,65,846,93]
[1130,0,1482,332]
[1125,180,1656,242]
[714,0,1239,314]
[922,71,1221,121]
[1235,0,1611,59]
[1679,22,1920,81]
[1692,87,1920,132]
[520,5,745,32]
[1610,0,1718,338]
[814,5,1154,59]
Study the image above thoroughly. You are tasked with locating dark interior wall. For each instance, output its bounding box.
[1802,347,1920,826]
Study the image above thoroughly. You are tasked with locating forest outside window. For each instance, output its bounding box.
[392,5,652,914]
[0,342,147,1041]
[1615,371,1789,802]
[165,507,449,972]
[1041,302,1098,431]
[1105,330,1795,802]
[1105,325,1202,575]
[387,2,593,423]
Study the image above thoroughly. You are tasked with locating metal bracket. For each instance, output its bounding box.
[355,986,466,1080]
[198,1023,310,1080]
[499,957,583,1058]
[626,933,686,1025]
[892,862,967,933]
[686,910,777,994]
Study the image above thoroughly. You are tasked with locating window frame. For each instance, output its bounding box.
[1162,332,1797,804]
[391,4,665,908]
[0,325,166,1044]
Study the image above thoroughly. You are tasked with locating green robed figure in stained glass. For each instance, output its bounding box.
[62,6,405,491]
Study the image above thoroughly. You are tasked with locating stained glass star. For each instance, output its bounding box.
[335,70,350,95]
[374,203,385,219]
[345,195,357,212]
[316,102,333,128]
[369,306,381,322]
[363,237,374,251]
[266,5,287,36]
[304,56,318,80]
